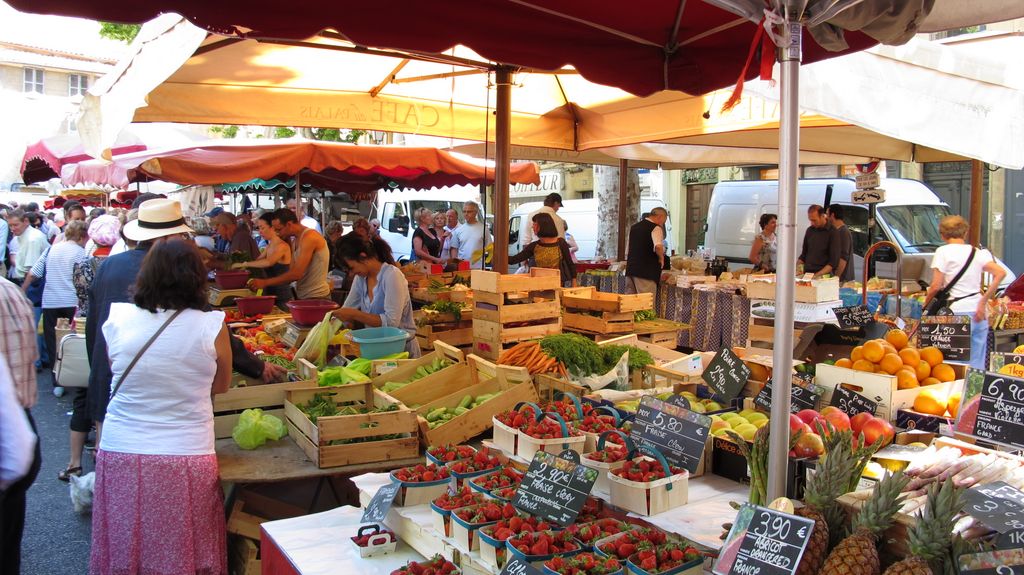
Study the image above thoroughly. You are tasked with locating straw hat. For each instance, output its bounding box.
[122,198,194,242]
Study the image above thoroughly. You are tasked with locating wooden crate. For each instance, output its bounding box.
[562,286,653,314]
[371,342,465,398]
[417,323,474,351]
[470,267,561,293]
[283,383,420,468]
[596,334,700,390]
[472,319,562,360]
[562,311,634,334]
[228,534,260,575]
[411,287,472,304]
[213,380,318,440]
[471,268,562,360]
[407,271,471,289]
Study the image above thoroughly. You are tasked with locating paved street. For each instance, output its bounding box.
[20,371,93,575]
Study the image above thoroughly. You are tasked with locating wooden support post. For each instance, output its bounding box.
[970,160,984,245]
[493,66,512,273]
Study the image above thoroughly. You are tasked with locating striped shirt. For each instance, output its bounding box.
[0,278,37,407]
[31,241,87,309]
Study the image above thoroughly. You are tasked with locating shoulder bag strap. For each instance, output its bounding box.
[943,246,976,295]
[109,308,185,399]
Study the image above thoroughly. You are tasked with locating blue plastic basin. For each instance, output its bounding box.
[350,327,409,359]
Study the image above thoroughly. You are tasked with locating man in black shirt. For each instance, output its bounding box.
[827,204,855,282]
[797,204,837,278]
[625,207,668,295]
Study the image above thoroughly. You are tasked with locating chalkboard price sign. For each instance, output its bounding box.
[630,395,711,474]
[512,450,598,527]
[500,558,544,575]
[754,379,822,413]
[998,529,1024,550]
[968,371,1024,450]
[964,482,1024,534]
[714,504,816,575]
[832,305,874,329]
[666,394,691,410]
[958,550,1024,575]
[702,347,750,403]
[829,385,878,417]
[361,482,401,524]
[919,316,972,362]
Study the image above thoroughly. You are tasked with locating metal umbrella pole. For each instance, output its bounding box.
[766,11,802,502]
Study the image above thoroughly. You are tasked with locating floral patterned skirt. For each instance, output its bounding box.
[90,450,227,575]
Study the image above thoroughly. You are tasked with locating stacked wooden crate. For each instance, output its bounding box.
[470,268,562,360]
[561,286,653,334]
[414,306,474,351]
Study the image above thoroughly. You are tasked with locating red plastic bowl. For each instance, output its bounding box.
[235,296,277,316]
[287,299,339,326]
[214,270,250,290]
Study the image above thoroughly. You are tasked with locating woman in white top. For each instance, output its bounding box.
[924,215,1007,370]
[91,240,232,575]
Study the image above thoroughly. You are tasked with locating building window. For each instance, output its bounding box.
[23,68,44,93]
[578,191,593,200]
[68,74,88,96]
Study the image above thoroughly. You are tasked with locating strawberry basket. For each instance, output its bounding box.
[507,529,583,567]
[450,501,517,551]
[581,431,633,494]
[446,447,502,490]
[544,553,624,575]
[518,412,586,461]
[607,447,689,516]
[566,519,637,552]
[430,488,486,537]
[468,466,524,497]
[390,463,452,506]
[478,515,559,570]
[391,555,460,575]
[350,524,398,558]
[489,485,519,502]
[426,444,477,466]
[544,393,586,422]
[625,543,703,575]
[593,529,674,561]
[573,406,622,453]
[492,401,543,456]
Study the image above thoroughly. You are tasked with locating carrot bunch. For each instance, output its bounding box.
[497,341,568,377]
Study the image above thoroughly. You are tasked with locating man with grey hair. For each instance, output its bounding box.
[287,197,322,233]
[211,211,259,264]
[449,201,490,265]
[625,207,669,296]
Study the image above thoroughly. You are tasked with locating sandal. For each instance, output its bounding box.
[58,465,82,482]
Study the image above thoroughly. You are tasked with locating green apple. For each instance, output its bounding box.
[735,423,758,441]
[703,400,723,412]
[745,412,768,424]
[688,402,706,414]
[752,418,770,428]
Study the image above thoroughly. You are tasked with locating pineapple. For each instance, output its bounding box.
[883,478,963,575]
[795,431,859,575]
[820,471,911,575]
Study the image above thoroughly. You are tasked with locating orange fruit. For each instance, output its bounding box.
[898,347,921,367]
[834,358,853,369]
[885,329,910,351]
[914,388,948,416]
[852,359,876,373]
[879,353,904,375]
[932,363,956,383]
[850,346,865,363]
[746,362,770,383]
[863,340,886,363]
[914,360,931,381]
[921,377,942,387]
[920,346,944,367]
[947,392,962,418]
[882,342,898,356]
[896,369,920,390]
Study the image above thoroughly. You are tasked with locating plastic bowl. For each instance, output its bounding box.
[214,270,250,290]
[235,295,276,316]
[286,299,339,326]
[349,327,409,359]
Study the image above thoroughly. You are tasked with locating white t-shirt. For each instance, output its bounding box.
[521,206,566,246]
[301,215,322,233]
[32,241,86,309]
[931,243,999,313]
[100,304,224,456]
[449,221,490,263]
[651,225,666,253]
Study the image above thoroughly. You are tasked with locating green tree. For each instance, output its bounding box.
[209,125,239,138]
[99,22,141,43]
[274,127,296,139]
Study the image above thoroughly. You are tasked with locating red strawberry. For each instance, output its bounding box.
[531,539,549,556]
[669,548,684,561]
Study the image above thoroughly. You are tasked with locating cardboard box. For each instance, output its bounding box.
[815,362,966,422]
[751,299,843,324]
[745,276,840,303]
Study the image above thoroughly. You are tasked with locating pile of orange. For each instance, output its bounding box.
[833,329,957,390]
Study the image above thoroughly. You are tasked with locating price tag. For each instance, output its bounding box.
[832,305,874,329]
[998,529,1024,550]
[512,450,598,527]
[990,353,1024,374]
[702,348,751,403]
[958,549,1024,574]
[829,385,878,418]
[666,394,691,410]
[919,316,972,362]
[630,395,711,474]
[714,504,816,575]
[500,558,545,575]
[964,482,1024,534]
[361,482,401,524]
[754,379,822,414]
[966,370,1024,450]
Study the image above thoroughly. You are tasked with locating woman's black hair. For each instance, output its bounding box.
[532,212,558,239]
[258,211,276,226]
[759,213,777,230]
[272,208,299,225]
[133,240,209,312]
[336,233,378,263]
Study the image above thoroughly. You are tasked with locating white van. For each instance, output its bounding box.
[704,178,1014,286]
[375,186,481,262]
[509,198,675,261]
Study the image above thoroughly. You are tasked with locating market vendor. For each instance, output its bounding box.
[625,207,669,296]
[331,234,421,357]
[797,204,838,278]
[208,211,260,266]
[249,209,330,300]
[233,212,294,308]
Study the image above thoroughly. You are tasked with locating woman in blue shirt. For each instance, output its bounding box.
[333,234,421,357]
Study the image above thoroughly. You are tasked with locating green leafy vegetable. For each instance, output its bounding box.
[263,355,296,371]
[600,345,655,371]
[539,333,605,376]
[633,309,657,322]
[420,300,465,322]
[318,365,371,387]
[232,408,287,449]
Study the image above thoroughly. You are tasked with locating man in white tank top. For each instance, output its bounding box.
[249,209,330,299]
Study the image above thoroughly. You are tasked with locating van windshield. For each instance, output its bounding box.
[877,204,952,254]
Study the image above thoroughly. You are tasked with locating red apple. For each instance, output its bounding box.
[789,414,806,434]
[796,409,824,427]
[792,432,825,459]
[822,409,851,433]
[861,417,895,448]
[850,412,874,434]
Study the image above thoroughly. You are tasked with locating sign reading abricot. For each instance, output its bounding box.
[702,347,750,403]
[361,482,401,524]
[829,385,878,418]
[755,379,822,414]
[631,395,711,474]
[919,316,972,362]
[512,450,597,527]
[832,305,874,329]
[714,504,815,575]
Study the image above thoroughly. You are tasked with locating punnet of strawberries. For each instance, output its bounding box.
[470,467,523,491]
[431,488,485,511]
[542,398,594,422]
[521,418,583,440]
[351,530,397,547]
[567,519,633,546]
[597,529,671,559]
[427,444,477,462]
[393,463,450,483]
[453,502,517,524]
[611,459,684,483]
[628,544,702,574]
[391,555,459,575]
[447,448,501,475]
[482,515,554,541]
[508,530,579,557]
[583,446,628,464]
[545,553,622,575]
[491,486,519,501]
[494,407,538,429]
[573,414,618,435]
